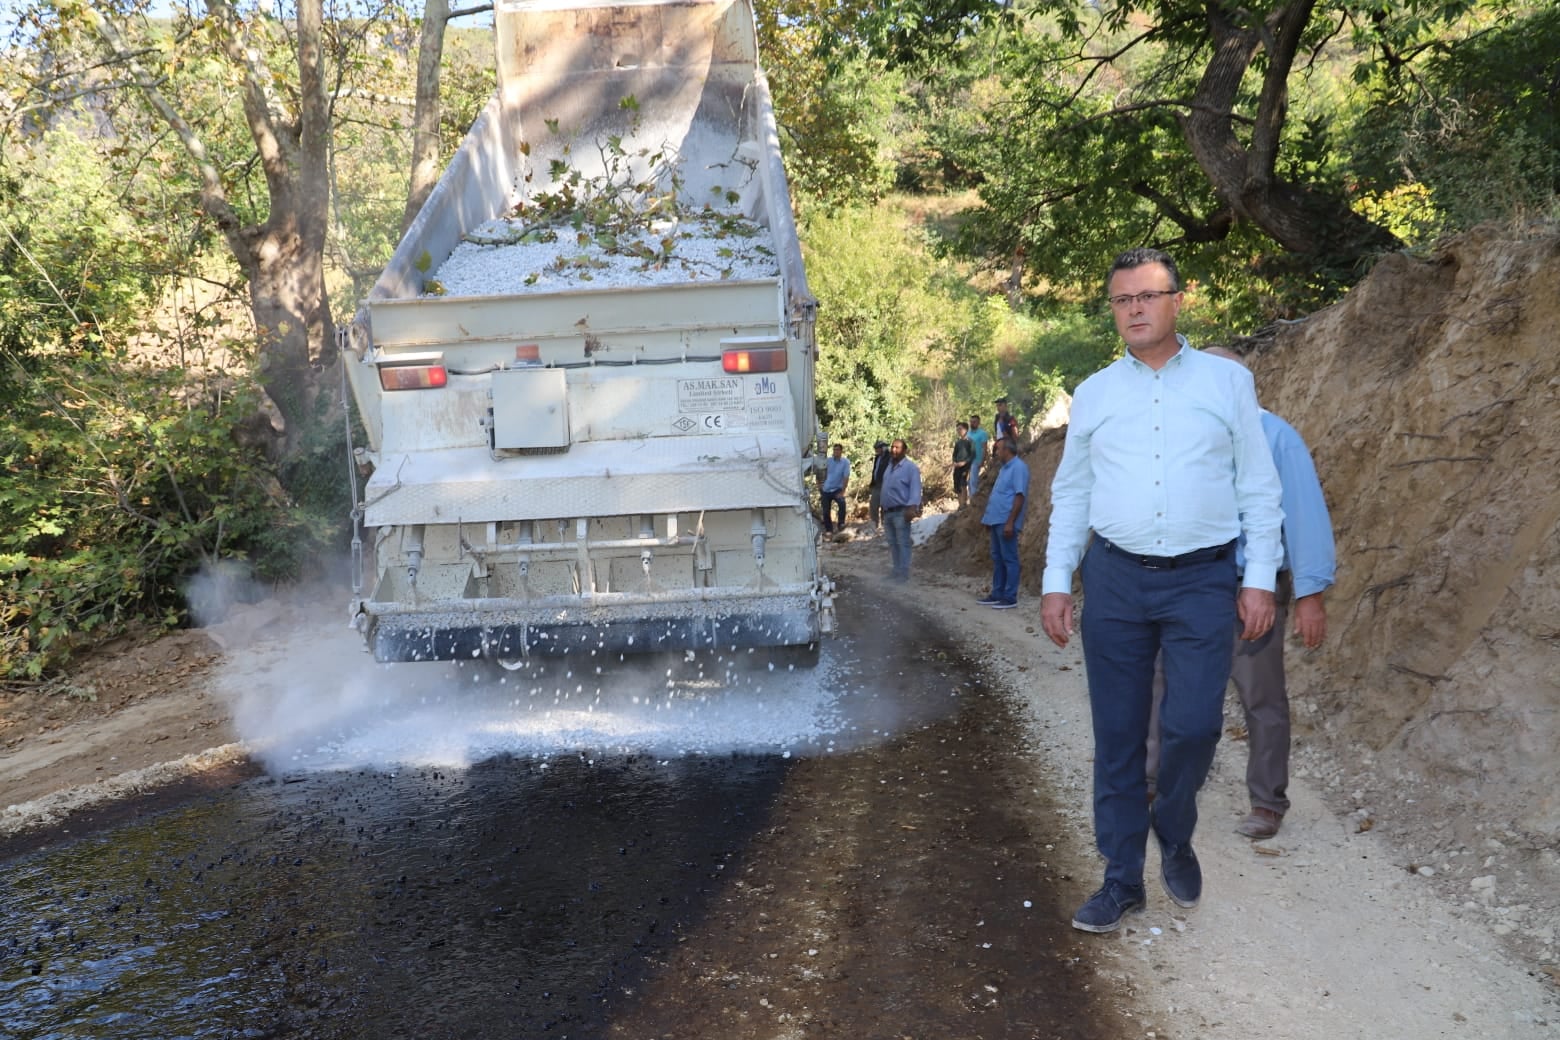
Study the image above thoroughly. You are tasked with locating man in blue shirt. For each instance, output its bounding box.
[879,438,922,582]
[977,436,1029,609]
[818,443,851,535]
[1041,247,1284,933]
[1145,346,1336,840]
[1217,404,1333,838]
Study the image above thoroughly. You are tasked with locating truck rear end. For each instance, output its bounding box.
[340,0,832,666]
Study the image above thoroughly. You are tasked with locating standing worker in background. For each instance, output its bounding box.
[994,397,1019,445]
[879,438,923,583]
[952,421,975,508]
[1040,247,1284,934]
[1145,346,1336,840]
[967,416,990,495]
[977,436,1028,609]
[818,442,851,535]
[867,441,891,531]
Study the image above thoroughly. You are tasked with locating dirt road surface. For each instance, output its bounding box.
[2,532,1556,1038]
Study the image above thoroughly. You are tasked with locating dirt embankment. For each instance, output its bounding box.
[926,224,1560,965]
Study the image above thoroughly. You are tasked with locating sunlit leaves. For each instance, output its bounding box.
[0,126,169,378]
[915,0,1527,325]
[1342,2,1559,235]
[757,0,902,207]
[803,202,978,447]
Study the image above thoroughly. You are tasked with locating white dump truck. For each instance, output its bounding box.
[339,0,833,667]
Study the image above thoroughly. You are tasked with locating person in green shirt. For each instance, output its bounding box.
[952,421,975,507]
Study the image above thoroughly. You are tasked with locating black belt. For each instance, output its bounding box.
[1099,536,1235,570]
[883,505,907,512]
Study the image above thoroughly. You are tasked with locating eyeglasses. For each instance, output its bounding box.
[1106,289,1177,308]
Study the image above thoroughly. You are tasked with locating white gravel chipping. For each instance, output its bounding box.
[220,632,869,775]
[430,209,780,297]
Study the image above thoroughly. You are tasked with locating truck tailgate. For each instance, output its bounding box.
[364,433,804,526]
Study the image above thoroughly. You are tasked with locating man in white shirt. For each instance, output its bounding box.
[1041,248,1284,933]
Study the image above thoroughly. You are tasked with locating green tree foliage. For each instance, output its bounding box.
[802,0,1011,69]
[914,294,1118,461]
[1344,3,1560,234]
[335,25,496,299]
[0,126,169,390]
[803,204,972,453]
[6,0,460,438]
[799,198,1106,500]
[0,4,459,675]
[0,121,343,680]
[0,360,336,678]
[917,0,1522,323]
[1013,307,1121,413]
[757,0,905,207]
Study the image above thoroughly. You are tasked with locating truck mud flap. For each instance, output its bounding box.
[369,610,820,663]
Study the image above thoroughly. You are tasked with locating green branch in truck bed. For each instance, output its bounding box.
[428,108,777,297]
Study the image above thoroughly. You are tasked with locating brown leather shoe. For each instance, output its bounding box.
[1236,807,1283,839]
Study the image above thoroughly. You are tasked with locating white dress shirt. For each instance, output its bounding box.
[1043,338,1284,594]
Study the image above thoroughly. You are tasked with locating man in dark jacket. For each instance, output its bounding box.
[867,440,891,530]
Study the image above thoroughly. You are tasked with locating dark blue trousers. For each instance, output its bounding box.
[987,524,1021,602]
[820,489,847,532]
[1080,538,1238,888]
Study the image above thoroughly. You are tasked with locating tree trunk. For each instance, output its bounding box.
[1180,0,1398,263]
[238,0,337,443]
[83,0,338,440]
[402,0,453,236]
[238,216,334,430]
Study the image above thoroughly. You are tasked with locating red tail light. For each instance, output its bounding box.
[378,353,448,391]
[722,346,787,373]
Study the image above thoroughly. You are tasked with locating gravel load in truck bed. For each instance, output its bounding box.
[428,208,780,297]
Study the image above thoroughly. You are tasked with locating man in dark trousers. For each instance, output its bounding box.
[867,441,891,531]
[1041,247,1284,933]
[1145,346,1336,840]
[977,436,1028,609]
[952,421,974,508]
[818,442,851,534]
